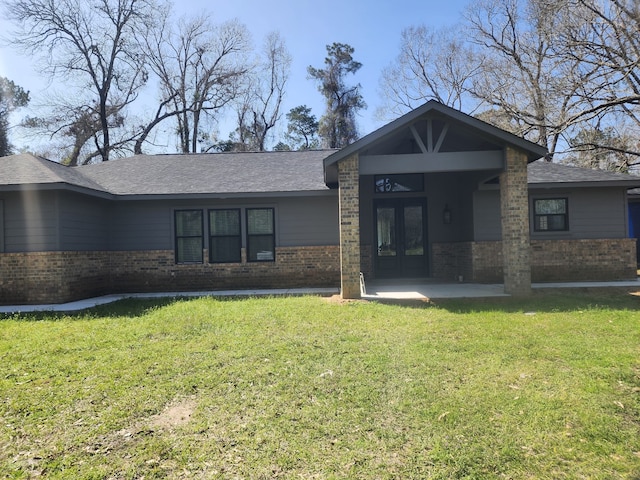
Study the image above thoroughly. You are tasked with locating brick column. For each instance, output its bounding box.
[500,147,531,296]
[338,154,361,299]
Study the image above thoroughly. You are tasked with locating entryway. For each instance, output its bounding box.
[374,198,428,278]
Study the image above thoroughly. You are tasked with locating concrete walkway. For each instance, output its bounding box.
[2,279,639,314]
[0,288,339,314]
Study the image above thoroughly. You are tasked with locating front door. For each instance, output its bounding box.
[374,198,428,278]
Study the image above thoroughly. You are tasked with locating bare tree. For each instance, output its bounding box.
[7,0,156,163]
[559,0,640,167]
[139,13,250,154]
[231,32,291,151]
[377,25,482,120]
[463,0,595,158]
[379,0,640,165]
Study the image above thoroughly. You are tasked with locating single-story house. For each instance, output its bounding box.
[1,100,639,305]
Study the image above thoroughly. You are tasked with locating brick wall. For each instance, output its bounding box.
[360,244,373,280]
[433,239,637,284]
[0,245,340,305]
[431,242,474,281]
[531,238,637,281]
[0,251,111,304]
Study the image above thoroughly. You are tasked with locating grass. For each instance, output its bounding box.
[0,292,639,479]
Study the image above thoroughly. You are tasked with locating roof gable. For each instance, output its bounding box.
[323,100,548,184]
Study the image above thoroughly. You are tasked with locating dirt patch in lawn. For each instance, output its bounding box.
[149,398,197,430]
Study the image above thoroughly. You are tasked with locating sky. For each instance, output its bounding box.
[0,0,470,154]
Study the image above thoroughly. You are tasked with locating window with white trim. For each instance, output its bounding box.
[533,198,568,232]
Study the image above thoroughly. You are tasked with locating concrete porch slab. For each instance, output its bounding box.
[362,278,640,300]
[362,282,509,300]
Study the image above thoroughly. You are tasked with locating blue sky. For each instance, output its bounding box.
[0,0,469,152]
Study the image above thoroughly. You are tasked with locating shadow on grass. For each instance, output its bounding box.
[0,294,303,321]
[3,289,640,321]
[0,297,182,321]
[360,287,640,313]
[429,287,640,313]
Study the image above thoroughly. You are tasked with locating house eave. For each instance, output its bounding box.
[0,182,114,199]
[109,189,337,201]
[529,180,640,190]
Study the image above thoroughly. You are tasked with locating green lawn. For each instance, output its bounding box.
[1,292,639,479]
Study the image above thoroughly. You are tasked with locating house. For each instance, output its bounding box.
[1,100,638,305]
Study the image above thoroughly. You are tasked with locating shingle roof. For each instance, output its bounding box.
[76,150,335,196]
[0,150,336,197]
[0,153,108,193]
[3,152,640,198]
[527,160,640,187]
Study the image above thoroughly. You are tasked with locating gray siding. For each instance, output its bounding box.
[277,196,338,246]
[109,201,174,250]
[473,190,501,241]
[530,187,628,240]
[109,195,339,252]
[59,191,110,250]
[2,191,59,252]
[473,187,630,241]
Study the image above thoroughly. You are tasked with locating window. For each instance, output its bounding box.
[375,174,424,193]
[533,198,568,232]
[0,199,4,253]
[175,210,203,263]
[247,208,275,262]
[209,209,241,263]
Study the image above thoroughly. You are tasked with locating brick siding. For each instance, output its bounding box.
[0,246,340,305]
[500,147,532,295]
[338,154,361,299]
[433,239,637,284]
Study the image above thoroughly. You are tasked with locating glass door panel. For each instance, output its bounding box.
[376,207,396,257]
[403,205,424,256]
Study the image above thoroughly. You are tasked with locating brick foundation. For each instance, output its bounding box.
[433,239,637,284]
[0,245,340,305]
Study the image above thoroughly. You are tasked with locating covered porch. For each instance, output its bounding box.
[323,101,548,299]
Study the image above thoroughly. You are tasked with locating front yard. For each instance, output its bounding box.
[1,293,639,478]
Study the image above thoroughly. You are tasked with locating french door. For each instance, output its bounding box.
[374,198,428,278]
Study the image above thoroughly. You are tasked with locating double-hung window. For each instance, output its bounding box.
[246,208,275,262]
[175,210,203,263]
[209,209,241,263]
[0,199,4,253]
[533,198,568,232]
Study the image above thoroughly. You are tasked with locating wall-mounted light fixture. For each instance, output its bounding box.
[443,204,452,224]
